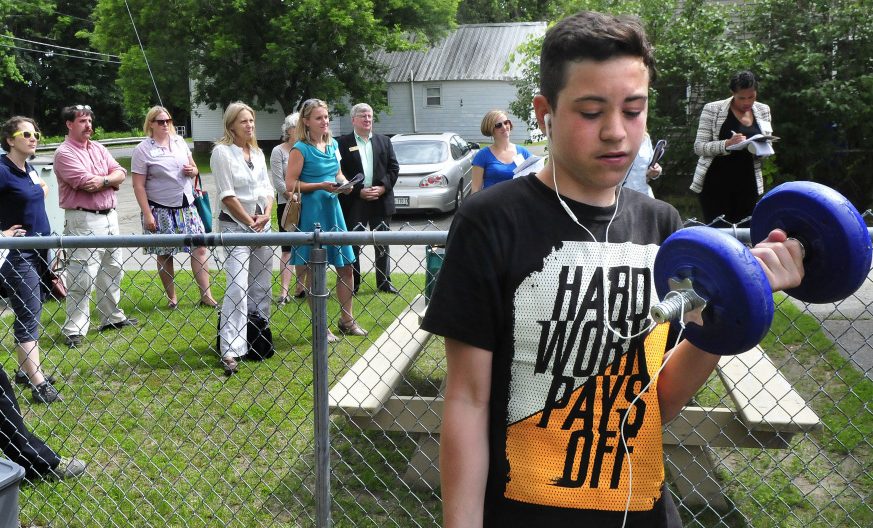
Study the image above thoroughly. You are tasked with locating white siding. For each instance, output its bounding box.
[374,80,532,143]
[191,101,344,143]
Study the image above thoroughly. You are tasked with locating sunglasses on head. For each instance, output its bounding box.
[74,105,91,111]
[153,118,172,125]
[12,130,41,141]
[494,119,512,129]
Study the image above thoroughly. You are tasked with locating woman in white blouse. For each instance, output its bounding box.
[209,102,274,374]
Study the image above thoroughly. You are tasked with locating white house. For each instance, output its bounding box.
[190,22,546,151]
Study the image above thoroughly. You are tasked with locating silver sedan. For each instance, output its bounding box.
[391,133,479,213]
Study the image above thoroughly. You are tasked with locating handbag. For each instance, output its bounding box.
[281,180,302,231]
[42,249,67,301]
[216,312,274,361]
[193,174,213,233]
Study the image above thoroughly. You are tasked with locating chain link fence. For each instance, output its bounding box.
[0,219,870,527]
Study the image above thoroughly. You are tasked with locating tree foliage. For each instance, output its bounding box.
[509,0,873,209]
[456,0,565,23]
[0,0,129,134]
[91,0,459,121]
[745,0,873,208]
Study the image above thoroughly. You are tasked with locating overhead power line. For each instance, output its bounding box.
[0,35,120,59]
[0,43,122,64]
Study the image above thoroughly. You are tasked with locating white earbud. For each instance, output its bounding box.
[543,113,552,139]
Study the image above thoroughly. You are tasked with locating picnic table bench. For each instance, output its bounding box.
[329,295,822,507]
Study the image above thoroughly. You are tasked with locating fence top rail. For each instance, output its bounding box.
[6,226,873,249]
[0,230,449,249]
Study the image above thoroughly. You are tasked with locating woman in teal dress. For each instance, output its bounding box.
[286,98,367,340]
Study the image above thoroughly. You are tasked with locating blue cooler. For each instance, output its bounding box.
[0,458,23,528]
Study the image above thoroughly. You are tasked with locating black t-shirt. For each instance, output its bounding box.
[423,174,684,527]
[707,111,761,187]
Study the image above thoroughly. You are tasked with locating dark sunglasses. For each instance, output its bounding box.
[494,119,512,129]
[12,130,41,141]
[153,118,172,125]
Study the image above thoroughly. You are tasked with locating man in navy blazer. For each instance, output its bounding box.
[338,103,400,294]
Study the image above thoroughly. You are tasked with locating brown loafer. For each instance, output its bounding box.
[338,320,368,337]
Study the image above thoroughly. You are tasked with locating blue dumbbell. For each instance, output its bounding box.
[651,181,872,355]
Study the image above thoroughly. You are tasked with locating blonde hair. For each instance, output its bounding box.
[480,109,509,137]
[215,101,259,149]
[295,98,331,144]
[142,106,174,137]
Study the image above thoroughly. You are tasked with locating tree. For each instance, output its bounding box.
[0,0,129,135]
[745,0,873,208]
[456,0,565,23]
[91,0,459,121]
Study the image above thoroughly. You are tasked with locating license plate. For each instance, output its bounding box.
[395,196,410,206]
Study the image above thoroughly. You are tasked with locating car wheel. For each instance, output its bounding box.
[453,181,464,211]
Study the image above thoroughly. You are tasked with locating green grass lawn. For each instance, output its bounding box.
[8,269,430,527]
[6,276,870,527]
[682,294,872,527]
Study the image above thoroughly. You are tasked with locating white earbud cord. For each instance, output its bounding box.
[620,291,687,528]
[548,130,675,527]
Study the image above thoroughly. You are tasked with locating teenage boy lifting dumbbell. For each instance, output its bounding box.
[422,11,806,528]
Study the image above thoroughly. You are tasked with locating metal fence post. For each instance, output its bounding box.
[309,225,332,527]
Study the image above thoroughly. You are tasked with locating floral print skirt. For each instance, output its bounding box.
[142,203,206,255]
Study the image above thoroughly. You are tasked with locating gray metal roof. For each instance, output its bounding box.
[374,22,547,83]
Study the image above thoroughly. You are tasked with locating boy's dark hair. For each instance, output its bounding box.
[729,70,758,92]
[1,116,39,153]
[539,11,656,108]
[61,104,94,123]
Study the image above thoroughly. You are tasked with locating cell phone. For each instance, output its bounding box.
[649,139,667,169]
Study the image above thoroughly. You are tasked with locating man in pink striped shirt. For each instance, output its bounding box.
[53,105,138,348]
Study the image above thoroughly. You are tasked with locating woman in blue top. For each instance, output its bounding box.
[285,99,367,340]
[0,116,61,403]
[471,109,532,193]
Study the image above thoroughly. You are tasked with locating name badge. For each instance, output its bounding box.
[349,146,360,152]
[512,154,525,166]
[29,170,41,185]
[150,147,166,157]
[335,149,342,162]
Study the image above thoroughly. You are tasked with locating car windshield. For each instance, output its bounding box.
[393,140,447,165]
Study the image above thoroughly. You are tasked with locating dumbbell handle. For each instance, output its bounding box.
[650,279,707,325]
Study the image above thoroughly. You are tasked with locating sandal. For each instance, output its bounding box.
[221,356,238,376]
[338,320,368,337]
[326,330,340,343]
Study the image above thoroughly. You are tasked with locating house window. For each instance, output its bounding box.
[425,86,441,107]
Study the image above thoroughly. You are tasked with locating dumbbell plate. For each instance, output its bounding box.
[751,181,872,304]
[654,226,774,355]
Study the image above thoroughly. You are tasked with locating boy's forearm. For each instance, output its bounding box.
[441,397,489,528]
[657,339,720,424]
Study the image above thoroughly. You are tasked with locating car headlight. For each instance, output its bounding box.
[419,174,448,188]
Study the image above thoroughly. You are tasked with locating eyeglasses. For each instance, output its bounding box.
[494,119,512,130]
[73,105,92,111]
[12,130,41,141]
[153,119,172,125]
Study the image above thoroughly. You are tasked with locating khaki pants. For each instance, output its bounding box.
[62,209,127,337]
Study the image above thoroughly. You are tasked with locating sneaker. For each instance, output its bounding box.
[64,334,84,348]
[52,457,86,479]
[32,381,62,404]
[98,318,139,332]
[15,370,56,386]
